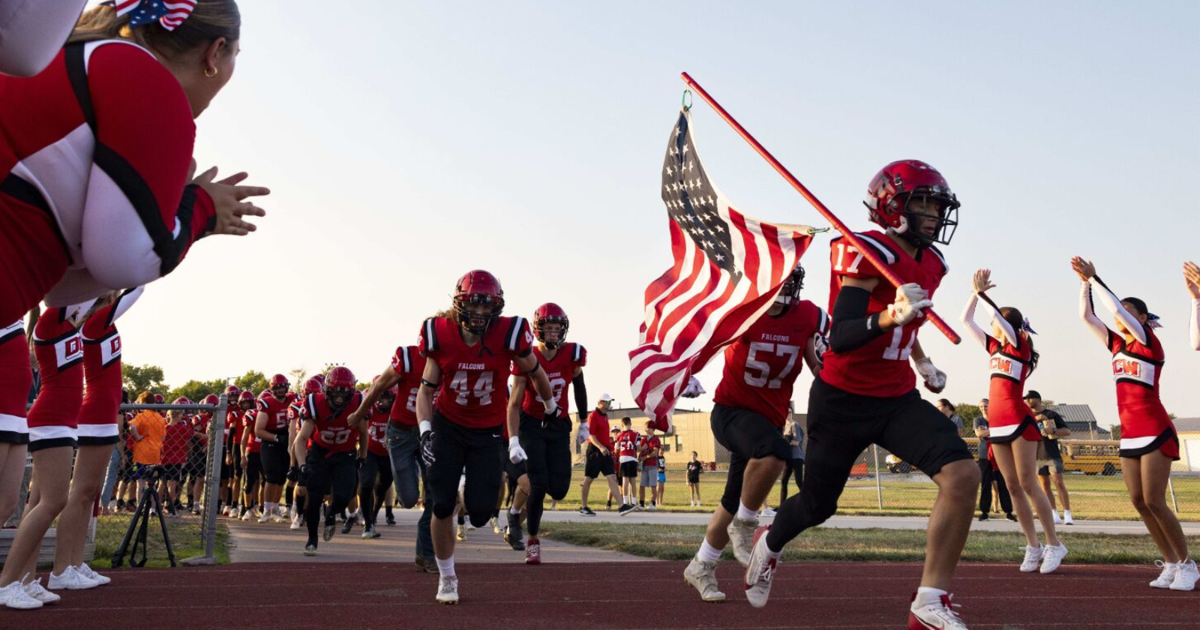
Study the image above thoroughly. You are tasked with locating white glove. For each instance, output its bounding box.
[680,376,706,399]
[543,399,559,419]
[508,436,527,464]
[914,357,946,392]
[888,283,933,326]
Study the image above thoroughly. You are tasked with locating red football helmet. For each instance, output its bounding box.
[303,377,322,395]
[200,394,219,417]
[313,373,326,385]
[375,384,399,414]
[533,303,569,349]
[225,385,241,400]
[269,374,289,398]
[238,390,256,408]
[173,397,191,405]
[863,160,959,248]
[324,366,357,408]
[453,270,505,335]
[153,394,165,404]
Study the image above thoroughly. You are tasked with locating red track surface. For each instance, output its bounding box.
[8,561,1197,629]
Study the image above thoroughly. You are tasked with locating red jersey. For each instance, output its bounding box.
[29,307,83,433]
[0,319,31,439]
[639,434,662,467]
[287,399,304,433]
[713,300,827,426]
[1105,328,1172,441]
[242,412,261,454]
[821,231,949,398]
[984,335,1038,438]
[388,345,426,428]
[257,390,295,434]
[616,428,640,462]
[0,42,215,324]
[161,422,191,465]
[303,391,364,454]
[419,315,534,429]
[190,414,210,448]
[510,342,587,420]
[587,410,612,450]
[364,407,389,457]
[225,410,242,444]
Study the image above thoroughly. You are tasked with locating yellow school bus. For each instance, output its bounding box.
[1059,440,1120,476]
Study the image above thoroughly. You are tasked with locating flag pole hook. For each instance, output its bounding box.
[682,89,693,112]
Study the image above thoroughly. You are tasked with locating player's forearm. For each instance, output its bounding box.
[828,286,889,353]
[572,373,588,422]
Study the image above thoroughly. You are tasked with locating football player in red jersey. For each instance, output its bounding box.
[238,390,262,520]
[219,385,241,516]
[961,270,1065,574]
[744,162,979,630]
[357,382,397,539]
[1073,258,1196,591]
[416,271,558,604]
[254,374,295,523]
[351,344,436,570]
[187,394,219,515]
[295,366,364,556]
[685,264,826,603]
[615,417,641,512]
[286,378,322,530]
[504,303,589,563]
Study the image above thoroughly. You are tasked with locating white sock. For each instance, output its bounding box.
[1064,509,1072,518]
[912,587,947,609]
[435,556,456,578]
[736,501,757,521]
[698,540,723,563]
[509,505,521,516]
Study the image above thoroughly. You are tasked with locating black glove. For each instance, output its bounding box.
[420,430,435,468]
[298,464,311,485]
[285,466,299,483]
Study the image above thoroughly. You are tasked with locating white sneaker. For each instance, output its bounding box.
[909,592,968,630]
[1019,545,1043,573]
[1040,543,1067,574]
[743,526,778,609]
[1170,559,1199,591]
[684,555,726,602]
[1150,560,1179,589]
[240,510,253,521]
[759,506,777,517]
[290,513,302,530]
[1052,511,1063,525]
[0,581,42,609]
[257,510,271,524]
[75,563,110,586]
[23,579,59,604]
[48,566,99,590]
[436,576,459,604]
[489,517,500,534]
[1063,510,1074,525]
[726,517,759,567]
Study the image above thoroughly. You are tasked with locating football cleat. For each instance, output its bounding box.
[436,576,459,605]
[908,592,969,630]
[685,555,726,603]
[743,526,778,609]
[525,537,541,565]
[727,517,759,568]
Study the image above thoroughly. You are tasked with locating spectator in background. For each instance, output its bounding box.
[638,421,662,510]
[937,399,965,433]
[655,453,667,507]
[974,398,1015,522]
[128,392,166,507]
[1027,391,1073,525]
[780,416,805,505]
[608,427,622,510]
[687,452,704,507]
[579,403,623,515]
[616,418,640,511]
[161,404,193,516]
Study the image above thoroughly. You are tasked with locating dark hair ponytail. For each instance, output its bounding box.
[1000,306,1039,373]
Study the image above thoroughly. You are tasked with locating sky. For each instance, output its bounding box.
[96,1,1200,431]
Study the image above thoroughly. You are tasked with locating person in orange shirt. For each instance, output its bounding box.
[128,392,167,505]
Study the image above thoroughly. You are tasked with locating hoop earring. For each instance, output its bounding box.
[205,66,218,78]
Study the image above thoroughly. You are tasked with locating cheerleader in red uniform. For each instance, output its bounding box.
[961,270,1065,574]
[0,315,33,530]
[1073,257,1196,591]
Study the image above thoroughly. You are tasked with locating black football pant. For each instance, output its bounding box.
[426,412,503,528]
[304,445,357,544]
[518,412,572,537]
[978,457,1013,516]
[358,451,393,528]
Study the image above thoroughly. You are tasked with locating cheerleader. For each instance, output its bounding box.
[0,315,33,533]
[1072,256,1196,591]
[961,270,1066,574]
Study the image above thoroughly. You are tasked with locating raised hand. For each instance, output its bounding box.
[972,269,995,294]
[192,167,270,236]
[1070,256,1096,281]
[1184,261,1200,299]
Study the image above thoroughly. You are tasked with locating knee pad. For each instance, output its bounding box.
[433,501,455,520]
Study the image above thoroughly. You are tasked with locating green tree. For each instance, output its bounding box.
[288,367,308,393]
[169,378,228,403]
[234,370,269,396]
[954,403,982,425]
[122,364,168,398]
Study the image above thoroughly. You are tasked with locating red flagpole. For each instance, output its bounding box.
[680,72,961,345]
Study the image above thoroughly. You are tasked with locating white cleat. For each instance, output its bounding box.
[1040,543,1067,574]
[1019,545,1043,573]
[290,513,303,530]
[1170,559,1198,591]
[75,563,110,586]
[758,506,777,518]
[726,517,759,567]
[23,579,60,604]
[1150,561,1178,589]
[436,576,459,604]
[909,592,969,630]
[48,566,99,591]
[0,581,42,609]
[257,511,271,524]
[684,556,726,602]
[743,526,778,609]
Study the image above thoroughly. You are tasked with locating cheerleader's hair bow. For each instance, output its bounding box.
[1146,313,1163,329]
[103,0,196,32]
[1022,318,1038,335]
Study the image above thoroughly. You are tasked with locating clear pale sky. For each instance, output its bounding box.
[100,1,1199,430]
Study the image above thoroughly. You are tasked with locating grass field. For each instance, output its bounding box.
[542,522,1200,565]
[91,514,230,568]
[552,465,1200,521]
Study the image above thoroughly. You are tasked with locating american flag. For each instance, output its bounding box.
[114,0,197,31]
[629,109,812,431]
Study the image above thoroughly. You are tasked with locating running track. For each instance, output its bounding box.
[10,562,1197,629]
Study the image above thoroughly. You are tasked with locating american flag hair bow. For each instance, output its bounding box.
[1146,313,1163,329]
[1022,317,1038,335]
[109,0,197,31]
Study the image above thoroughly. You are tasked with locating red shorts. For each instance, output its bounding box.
[0,324,31,444]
